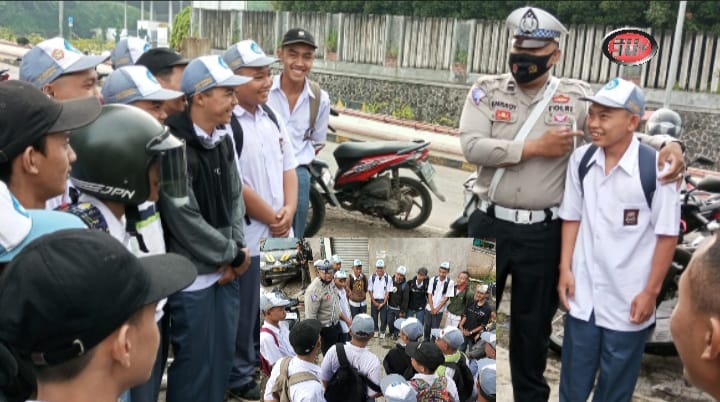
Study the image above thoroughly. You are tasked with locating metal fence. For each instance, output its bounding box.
[191,8,720,92]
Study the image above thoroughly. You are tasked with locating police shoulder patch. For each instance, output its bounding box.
[471,87,486,105]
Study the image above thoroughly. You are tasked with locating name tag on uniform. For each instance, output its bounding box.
[623,209,639,226]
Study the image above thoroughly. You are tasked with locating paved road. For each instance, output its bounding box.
[313,140,469,237]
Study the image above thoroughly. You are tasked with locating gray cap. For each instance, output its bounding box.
[506,7,568,49]
[102,65,183,104]
[479,364,497,397]
[580,77,646,116]
[432,326,464,350]
[314,259,333,271]
[111,37,151,68]
[380,374,417,402]
[180,55,251,97]
[20,37,108,88]
[222,40,277,70]
[260,292,291,312]
[350,313,374,336]
[394,317,422,341]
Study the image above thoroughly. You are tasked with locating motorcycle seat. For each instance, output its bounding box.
[333,141,426,159]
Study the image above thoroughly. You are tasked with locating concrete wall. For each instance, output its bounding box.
[367,238,495,280]
[309,69,720,166]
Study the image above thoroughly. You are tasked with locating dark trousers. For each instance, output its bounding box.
[423,311,444,340]
[387,306,402,336]
[560,313,649,402]
[407,308,425,325]
[129,311,170,402]
[370,299,388,333]
[469,209,561,402]
[229,256,261,390]
[350,304,367,317]
[166,280,240,402]
[320,322,342,355]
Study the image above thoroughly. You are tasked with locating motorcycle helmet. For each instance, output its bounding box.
[69,104,188,206]
[646,108,683,139]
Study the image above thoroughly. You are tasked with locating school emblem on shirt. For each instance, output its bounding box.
[494,109,512,121]
[623,209,639,226]
[471,87,486,105]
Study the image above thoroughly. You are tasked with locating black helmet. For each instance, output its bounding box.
[69,104,188,205]
[646,108,683,139]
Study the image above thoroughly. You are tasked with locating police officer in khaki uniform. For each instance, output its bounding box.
[459,6,685,402]
[305,259,342,355]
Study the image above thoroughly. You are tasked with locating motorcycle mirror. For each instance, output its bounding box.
[696,176,720,193]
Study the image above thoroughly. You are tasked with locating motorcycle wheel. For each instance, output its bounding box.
[304,186,326,238]
[260,273,273,287]
[383,176,433,229]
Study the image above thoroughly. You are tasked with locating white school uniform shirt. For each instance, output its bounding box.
[336,287,352,333]
[319,343,381,398]
[263,356,324,402]
[267,74,331,165]
[369,273,390,300]
[77,194,166,321]
[230,104,298,256]
[558,138,680,332]
[182,123,228,292]
[426,276,456,313]
[260,321,296,366]
[411,372,460,402]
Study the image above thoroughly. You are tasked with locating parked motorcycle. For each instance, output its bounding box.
[446,172,477,237]
[304,111,446,237]
[548,166,720,356]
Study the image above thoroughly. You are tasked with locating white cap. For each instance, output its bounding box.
[580,77,645,116]
[396,265,407,276]
[331,254,342,264]
[260,292,291,312]
[353,259,362,266]
[334,269,348,279]
[376,259,385,268]
[439,261,450,270]
[477,284,489,293]
[102,65,184,104]
[180,55,252,97]
[19,37,109,88]
[111,37,151,68]
[222,39,278,70]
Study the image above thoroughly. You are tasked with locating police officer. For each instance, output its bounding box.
[459,6,685,401]
[305,259,341,355]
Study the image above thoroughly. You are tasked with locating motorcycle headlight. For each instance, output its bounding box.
[321,168,334,189]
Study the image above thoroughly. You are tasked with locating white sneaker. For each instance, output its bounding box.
[374,331,379,338]
[380,333,386,339]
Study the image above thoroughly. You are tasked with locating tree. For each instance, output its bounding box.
[170,5,191,51]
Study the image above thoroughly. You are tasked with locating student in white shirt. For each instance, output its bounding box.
[260,292,296,376]
[369,259,391,339]
[425,262,456,340]
[407,341,460,402]
[557,78,680,402]
[334,269,354,342]
[320,314,382,400]
[267,28,331,239]
[222,39,299,400]
[264,319,325,402]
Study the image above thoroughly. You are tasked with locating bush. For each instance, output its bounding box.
[170,6,191,51]
[326,30,337,52]
[454,48,468,64]
[0,26,15,41]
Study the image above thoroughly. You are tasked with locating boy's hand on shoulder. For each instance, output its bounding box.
[630,289,656,324]
[557,266,575,311]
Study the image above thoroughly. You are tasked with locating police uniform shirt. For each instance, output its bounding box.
[267,75,331,165]
[559,138,680,332]
[319,343,382,399]
[231,104,299,256]
[426,276,456,313]
[260,321,296,366]
[459,73,592,210]
[263,356,324,402]
[304,277,339,325]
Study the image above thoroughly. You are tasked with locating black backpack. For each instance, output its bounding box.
[444,354,475,402]
[229,103,280,160]
[324,343,381,402]
[431,277,450,296]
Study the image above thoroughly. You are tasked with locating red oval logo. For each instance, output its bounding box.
[601,28,658,66]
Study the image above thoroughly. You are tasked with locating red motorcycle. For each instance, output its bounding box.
[0,69,9,81]
[305,138,446,237]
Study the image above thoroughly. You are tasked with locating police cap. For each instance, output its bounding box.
[506,7,568,49]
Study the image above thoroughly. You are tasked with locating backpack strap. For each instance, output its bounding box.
[308,79,322,130]
[260,327,279,346]
[270,356,293,401]
[336,343,350,368]
[578,144,598,199]
[432,277,438,295]
[262,104,281,131]
[229,113,244,160]
[579,143,656,209]
[442,280,450,297]
[638,143,657,209]
[288,371,320,386]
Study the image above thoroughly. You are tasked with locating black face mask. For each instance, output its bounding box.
[508,52,554,83]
